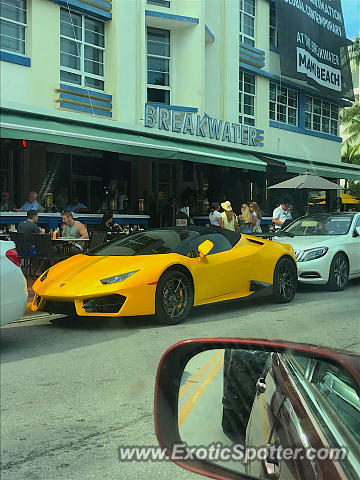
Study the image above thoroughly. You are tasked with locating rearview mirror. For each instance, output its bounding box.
[155,339,360,480]
[354,226,360,237]
[198,240,214,258]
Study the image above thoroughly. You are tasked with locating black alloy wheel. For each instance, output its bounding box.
[273,257,297,303]
[155,270,194,325]
[327,253,349,291]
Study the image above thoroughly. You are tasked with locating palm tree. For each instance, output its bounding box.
[349,34,360,66]
[341,102,360,145]
[342,143,360,165]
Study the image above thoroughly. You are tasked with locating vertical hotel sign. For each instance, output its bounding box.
[274,0,353,100]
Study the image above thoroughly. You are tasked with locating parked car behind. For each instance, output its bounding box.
[0,240,28,326]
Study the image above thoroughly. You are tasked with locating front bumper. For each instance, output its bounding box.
[32,282,157,317]
[296,255,332,284]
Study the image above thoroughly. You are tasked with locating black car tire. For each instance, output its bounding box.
[272,257,297,303]
[326,253,349,291]
[155,270,194,325]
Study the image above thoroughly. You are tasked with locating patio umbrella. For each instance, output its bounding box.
[267,171,343,190]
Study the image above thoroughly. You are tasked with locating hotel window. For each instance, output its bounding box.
[269,2,278,48]
[147,0,170,7]
[0,0,27,55]
[60,8,105,91]
[239,71,256,126]
[239,0,255,47]
[305,97,339,136]
[147,27,170,105]
[269,83,298,126]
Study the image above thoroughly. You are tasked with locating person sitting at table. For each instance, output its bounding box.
[64,195,88,213]
[17,210,45,253]
[119,200,131,214]
[16,191,44,212]
[99,212,124,233]
[60,211,89,255]
[1,191,16,211]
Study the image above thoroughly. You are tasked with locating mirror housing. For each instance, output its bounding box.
[198,240,214,258]
[154,338,360,480]
[354,226,360,237]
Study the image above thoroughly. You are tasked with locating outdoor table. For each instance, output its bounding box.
[51,237,89,256]
[0,212,150,230]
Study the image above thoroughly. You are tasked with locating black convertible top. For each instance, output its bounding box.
[162,226,242,247]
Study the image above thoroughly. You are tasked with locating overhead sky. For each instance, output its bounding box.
[341,0,360,39]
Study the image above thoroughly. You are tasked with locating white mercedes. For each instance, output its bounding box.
[273,212,360,290]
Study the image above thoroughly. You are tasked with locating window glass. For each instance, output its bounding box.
[60,8,105,91]
[188,234,233,258]
[90,230,198,256]
[239,70,256,126]
[0,0,27,54]
[269,83,298,126]
[147,27,170,105]
[286,215,353,236]
[305,96,339,136]
[240,0,255,46]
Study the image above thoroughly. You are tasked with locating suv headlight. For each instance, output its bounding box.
[297,247,328,262]
[100,270,138,285]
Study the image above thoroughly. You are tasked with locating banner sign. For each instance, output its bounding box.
[274,0,354,100]
[144,104,264,148]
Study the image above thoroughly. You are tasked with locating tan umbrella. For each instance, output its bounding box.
[268,171,343,190]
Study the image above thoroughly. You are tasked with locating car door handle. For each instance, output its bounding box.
[262,444,280,480]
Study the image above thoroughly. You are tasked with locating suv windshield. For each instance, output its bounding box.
[285,215,353,236]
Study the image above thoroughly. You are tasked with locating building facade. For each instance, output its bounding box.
[1,0,360,220]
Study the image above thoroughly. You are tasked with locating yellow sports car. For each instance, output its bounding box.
[32,226,297,324]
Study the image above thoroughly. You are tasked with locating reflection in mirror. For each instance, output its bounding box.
[178,348,360,480]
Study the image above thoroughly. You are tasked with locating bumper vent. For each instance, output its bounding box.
[299,272,321,279]
[83,295,126,314]
[43,301,77,315]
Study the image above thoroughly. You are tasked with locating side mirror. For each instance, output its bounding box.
[354,226,360,237]
[198,240,214,258]
[155,339,360,480]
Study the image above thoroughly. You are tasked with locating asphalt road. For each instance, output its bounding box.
[1,280,360,480]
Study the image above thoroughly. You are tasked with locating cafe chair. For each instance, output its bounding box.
[87,231,106,251]
[87,224,101,233]
[9,231,36,277]
[32,233,66,275]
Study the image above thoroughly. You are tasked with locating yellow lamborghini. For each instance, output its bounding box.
[32,226,297,324]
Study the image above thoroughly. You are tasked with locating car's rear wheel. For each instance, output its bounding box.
[327,253,349,291]
[155,270,194,325]
[272,257,297,303]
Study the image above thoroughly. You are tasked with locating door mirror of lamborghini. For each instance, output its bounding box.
[154,339,360,480]
[198,240,214,258]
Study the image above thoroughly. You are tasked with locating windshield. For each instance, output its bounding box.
[285,215,353,236]
[89,229,199,256]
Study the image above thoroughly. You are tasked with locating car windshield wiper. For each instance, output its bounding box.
[275,230,295,238]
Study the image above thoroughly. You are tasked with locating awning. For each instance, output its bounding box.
[0,109,266,172]
[258,154,360,180]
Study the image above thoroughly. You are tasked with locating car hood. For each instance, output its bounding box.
[46,254,157,283]
[35,253,170,297]
[273,235,339,251]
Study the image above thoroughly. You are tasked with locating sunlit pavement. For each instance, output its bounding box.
[1,280,360,480]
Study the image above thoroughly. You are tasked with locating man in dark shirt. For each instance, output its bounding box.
[17,210,45,250]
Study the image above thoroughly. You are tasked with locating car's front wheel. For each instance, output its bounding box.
[155,270,194,325]
[327,253,349,291]
[272,257,297,303]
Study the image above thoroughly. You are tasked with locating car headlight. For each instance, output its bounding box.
[100,270,139,285]
[297,247,328,262]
